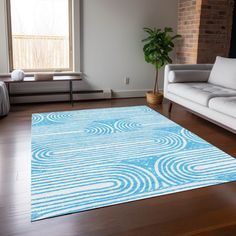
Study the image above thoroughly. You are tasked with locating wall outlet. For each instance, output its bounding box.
[125,77,130,85]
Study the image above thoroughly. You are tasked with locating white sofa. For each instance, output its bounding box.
[164,56,236,134]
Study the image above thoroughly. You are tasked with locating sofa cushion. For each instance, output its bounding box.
[168,70,211,83]
[209,97,236,119]
[167,83,236,106]
[208,56,236,90]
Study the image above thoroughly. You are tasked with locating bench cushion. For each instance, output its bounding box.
[209,97,236,119]
[167,83,236,106]
[208,56,236,90]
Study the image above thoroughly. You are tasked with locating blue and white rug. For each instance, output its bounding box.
[31,106,236,221]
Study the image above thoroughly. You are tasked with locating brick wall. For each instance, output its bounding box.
[177,0,202,64]
[177,0,234,64]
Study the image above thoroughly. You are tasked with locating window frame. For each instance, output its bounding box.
[6,0,74,73]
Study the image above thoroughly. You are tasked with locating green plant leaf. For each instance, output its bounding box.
[142,27,181,91]
[142,27,181,67]
[143,27,154,35]
[164,27,173,33]
[171,34,182,40]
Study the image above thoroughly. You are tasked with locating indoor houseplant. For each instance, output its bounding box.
[142,27,181,105]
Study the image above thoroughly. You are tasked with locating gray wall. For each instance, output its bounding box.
[81,0,178,93]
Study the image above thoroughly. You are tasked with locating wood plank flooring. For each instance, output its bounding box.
[0,98,236,236]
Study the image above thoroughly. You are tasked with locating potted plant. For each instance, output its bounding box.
[142,27,181,105]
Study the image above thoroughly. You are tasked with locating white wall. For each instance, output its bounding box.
[0,0,178,101]
[81,0,178,94]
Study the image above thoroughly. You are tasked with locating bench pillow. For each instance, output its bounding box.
[208,56,236,90]
[168,70,211,83]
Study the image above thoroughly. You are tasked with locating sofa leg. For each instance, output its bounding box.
[168,101,173,113]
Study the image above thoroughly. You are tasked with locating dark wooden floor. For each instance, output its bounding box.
[0,98,236,236]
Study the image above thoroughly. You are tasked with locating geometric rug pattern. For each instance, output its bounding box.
[31,106,236,221]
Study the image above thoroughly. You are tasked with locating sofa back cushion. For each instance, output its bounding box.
[208,56,236,89]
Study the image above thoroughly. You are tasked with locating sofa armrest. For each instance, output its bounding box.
[168,70,211,83]
[164,64,213,96]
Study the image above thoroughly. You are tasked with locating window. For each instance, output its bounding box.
[7,0,73,72]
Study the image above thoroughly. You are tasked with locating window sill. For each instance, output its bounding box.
[0,71,82,78]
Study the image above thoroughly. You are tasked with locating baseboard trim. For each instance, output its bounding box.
[112,89,151,98]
